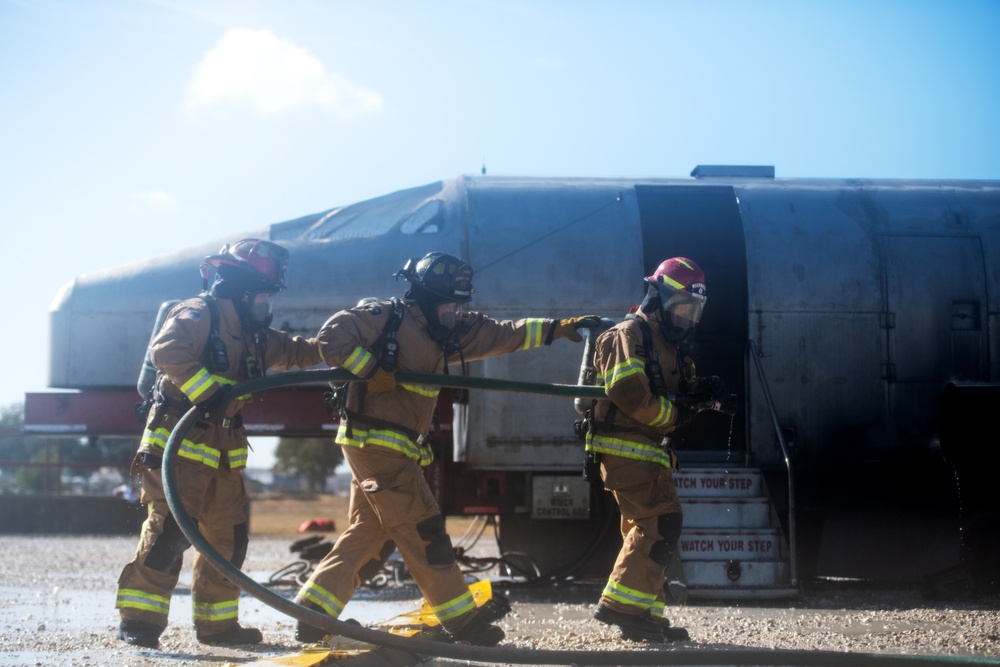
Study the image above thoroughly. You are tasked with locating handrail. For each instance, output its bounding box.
[748,339,798,586]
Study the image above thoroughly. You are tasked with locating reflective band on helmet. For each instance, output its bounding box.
[116,588,171,616]
[432,589,476,622]
[193,598,239,622]
[603,578,657,612]
[659,274,685,290]
[299,581,345,618]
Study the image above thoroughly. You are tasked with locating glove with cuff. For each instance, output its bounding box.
[550,315,602,343]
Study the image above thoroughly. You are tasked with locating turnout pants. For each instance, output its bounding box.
[599,453,683,617]
[115,455,249,636]
[296,444,479,634]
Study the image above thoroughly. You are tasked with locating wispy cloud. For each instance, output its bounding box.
[134,190,180,211]
[183,28,384,119]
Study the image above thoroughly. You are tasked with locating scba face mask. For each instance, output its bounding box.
[659,285,706,334]
[649,280,706,344]
[435,301,461,331]
[250,292,275,325]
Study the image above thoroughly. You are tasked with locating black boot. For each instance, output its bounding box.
[448,614,505,646]
[649,612,690,641]
[476,593,512,625]
[593,604,664,642]
[196,623,263,645]
[295,619,329,644]
[117,620,161,649]
[295,600,349,643]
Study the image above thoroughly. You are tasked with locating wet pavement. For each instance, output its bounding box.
[1,535,999,666]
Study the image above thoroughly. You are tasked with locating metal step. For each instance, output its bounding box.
[668,465,800,600]
[681,497,772,529]
[681,558,790,591]
[674,467,762,498]
[678,528,783,561]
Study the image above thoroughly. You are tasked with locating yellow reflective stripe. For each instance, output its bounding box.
[343,346,373,376]
[180,367,216,402]
[522,319,547,350]
[432,589,476,621]
[336,426,433,466]
[649,396,672,428]
[400,383,440,398]
[227,448,248,468]
[179,441,221,468]
[659,274,685,290]
[300,581,345,618]
[585,433,672,468]
[193,598,239,622]
[116,588,170,616]
[603,578,656,611]
[207,375,252,402]
[651,600,666,618]
[606,357,645,389]
[141,428,247,470]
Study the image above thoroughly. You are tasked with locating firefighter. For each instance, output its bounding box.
[116,239,322,649]
[585,257,726,642]
[294,251,598,646]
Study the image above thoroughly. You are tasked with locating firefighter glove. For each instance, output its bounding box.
[551,315,602,342]
[367,367,397,393]
[694,375,728,402]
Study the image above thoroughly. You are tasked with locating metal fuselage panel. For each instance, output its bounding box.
[45,175,1000,473]
[738,181,1000,468]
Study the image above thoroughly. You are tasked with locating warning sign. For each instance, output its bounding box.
[531,475,590,519]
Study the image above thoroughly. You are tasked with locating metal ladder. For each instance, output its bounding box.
[671,339,800,600]
[674,466,798,599]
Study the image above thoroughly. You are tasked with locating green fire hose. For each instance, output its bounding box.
[161,369,995,666]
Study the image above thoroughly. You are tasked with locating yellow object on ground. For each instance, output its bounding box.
[233,580,494,666]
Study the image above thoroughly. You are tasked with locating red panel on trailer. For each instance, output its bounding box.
[23,388,337,437]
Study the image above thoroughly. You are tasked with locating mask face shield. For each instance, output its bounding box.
[656,282,707,333]
[435,301,462,331]
[250,292,275,324]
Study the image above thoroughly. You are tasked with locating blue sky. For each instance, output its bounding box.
[2,0,999,417]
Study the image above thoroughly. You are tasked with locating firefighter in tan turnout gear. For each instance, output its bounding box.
[116,239,322,649]
[294,251,598,646]
[585,257,727,643]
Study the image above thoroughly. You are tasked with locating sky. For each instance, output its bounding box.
[2,0,999,464]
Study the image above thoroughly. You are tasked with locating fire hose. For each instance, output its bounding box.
[162,369,995,666]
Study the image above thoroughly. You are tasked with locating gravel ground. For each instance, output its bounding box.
[1,535,999,666]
